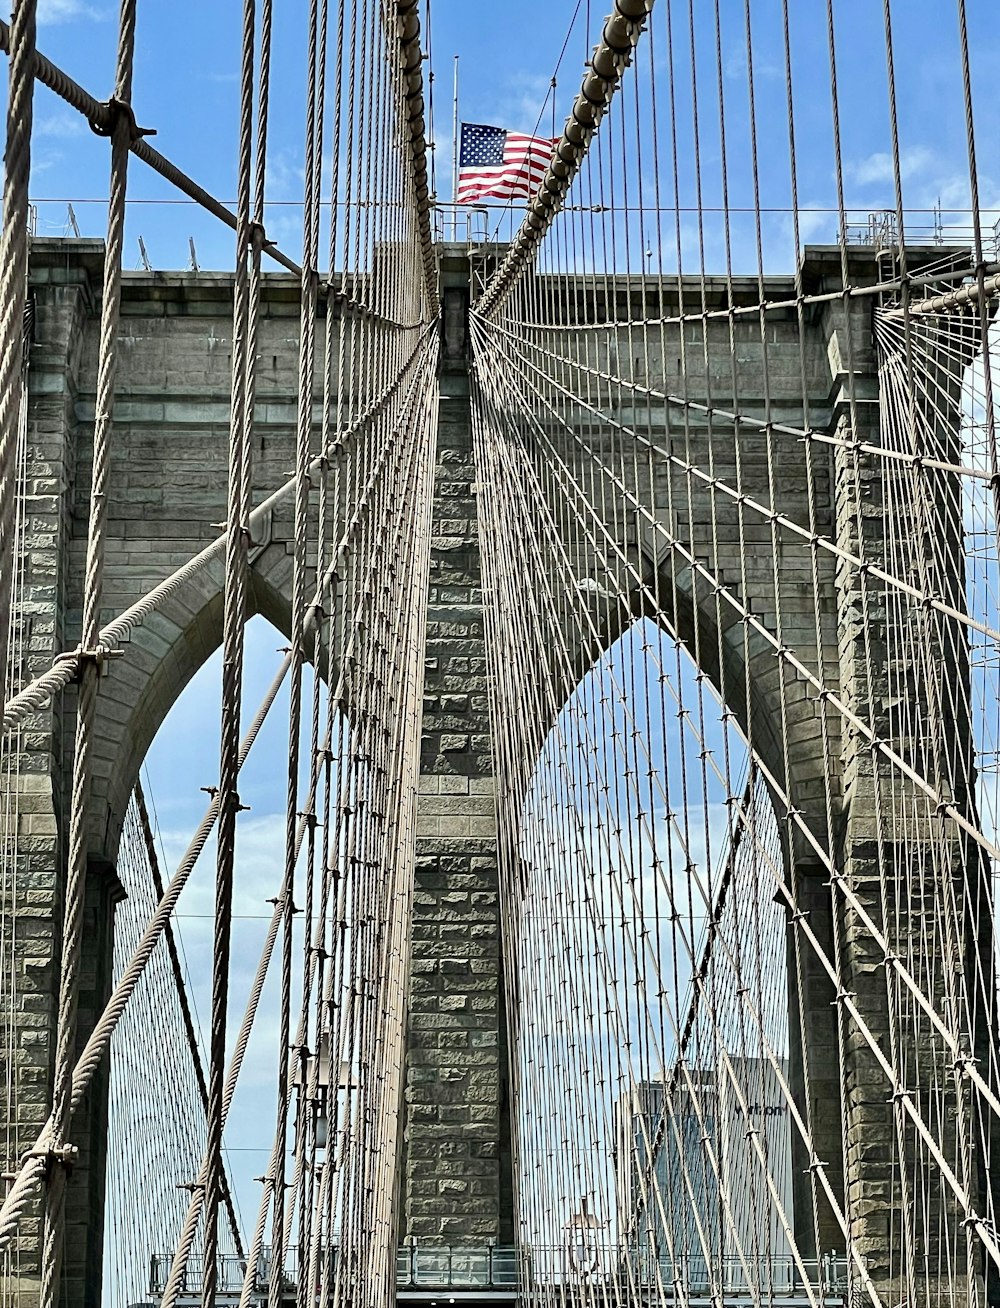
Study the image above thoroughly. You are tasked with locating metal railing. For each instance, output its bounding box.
[148,1244,846,1301]
[395,1244,846,1298]
[432,202,492,250]
[396,1244,518,1289]
[619,1251,845,1298]
[148,1248,305,1300]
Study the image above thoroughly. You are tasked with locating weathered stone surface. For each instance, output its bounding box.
[3,240,991,1307]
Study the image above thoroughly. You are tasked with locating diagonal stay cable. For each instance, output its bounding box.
[132,778,245,1261]
[0,325,436,1256]
[475,0,654,316]
[0,16,301,276]
[1,325,436,738]
[0,644,291,1253]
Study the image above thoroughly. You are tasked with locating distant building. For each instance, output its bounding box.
[615,1060,793,1289]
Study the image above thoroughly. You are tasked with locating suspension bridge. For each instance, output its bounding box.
[1,0,1000,1305]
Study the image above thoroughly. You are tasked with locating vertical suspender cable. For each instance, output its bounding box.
[203,0,258,1300]
[0,0,36,741]
[40,3,135,1303]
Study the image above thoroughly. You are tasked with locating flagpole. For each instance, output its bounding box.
[451,55,459,240]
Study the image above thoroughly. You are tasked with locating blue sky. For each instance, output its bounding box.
[24,0,1000,270]
[26,0,601,265]
[13,0,1000,1293]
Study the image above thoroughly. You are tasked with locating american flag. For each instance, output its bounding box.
[456,122,557,204]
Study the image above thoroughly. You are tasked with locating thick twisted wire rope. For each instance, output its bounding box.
[128,782,244,1257]
[0,0,36,722]
[158,335,437,1304]
[0,0,437,1294]
[39,4,136,1301]
[202,0,259,1296]
[1,326,434,738]
[0,18,301,277]
[467,2,1000,1283]
[265,2,323,1296]
[0,648,291,1252]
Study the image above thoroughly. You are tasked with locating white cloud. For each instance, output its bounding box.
[796,205,834,243]
[34,112,87,140]
[264,148,305,204]
[36,0,106,23]
[156,810,289,924]
[31,148,65,175]
[849,145,935,187]
[724,48,782,84]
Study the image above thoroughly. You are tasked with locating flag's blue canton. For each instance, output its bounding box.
[460,123,506,169]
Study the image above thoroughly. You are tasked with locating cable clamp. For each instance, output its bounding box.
[217,788,250,813]
[28,1142,78,1173]
[90,97,156,142]
[73,645,124,680]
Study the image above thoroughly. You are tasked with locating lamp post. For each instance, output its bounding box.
[564,1195,605,1282]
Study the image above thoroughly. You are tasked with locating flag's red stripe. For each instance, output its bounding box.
[456,183,534,202]
[456,181,544,200]
[457,174,547,195]
[456,174,537,200]
[461,157,549,177]
[502,146,553,162]
[459,163,548,183]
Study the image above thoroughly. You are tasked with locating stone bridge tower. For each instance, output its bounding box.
[0,237,993,1306]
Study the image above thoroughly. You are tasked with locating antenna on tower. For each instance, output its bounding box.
[188,237,199,273]
[137,236,152,271]
[67,203,80,238]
